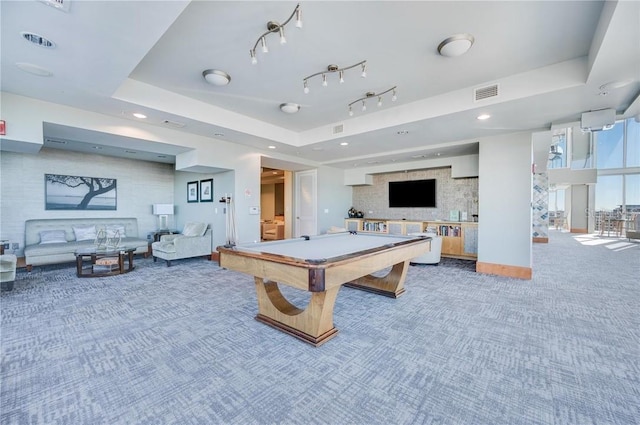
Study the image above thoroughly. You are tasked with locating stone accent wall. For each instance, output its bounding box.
[351,167,478,221]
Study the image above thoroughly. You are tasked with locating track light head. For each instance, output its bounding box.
[249,4,301,65]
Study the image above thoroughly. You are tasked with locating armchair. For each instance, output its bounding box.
[0,254,17,291]
[262,222,284,240]
[152,222,212,266]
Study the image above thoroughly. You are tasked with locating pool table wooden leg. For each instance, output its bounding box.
[254,278,340,347]
[343,260,409,298]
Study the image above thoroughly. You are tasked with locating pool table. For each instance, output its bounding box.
[217,232,431,346]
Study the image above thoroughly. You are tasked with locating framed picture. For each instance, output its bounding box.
[187,181,199,203]
[200,179,213,202]
[45,174,117,210]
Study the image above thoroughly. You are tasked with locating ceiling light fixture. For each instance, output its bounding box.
[348,87,397,116]
[303,61,367,93]
[340,142,349,146]
[268,145,276,149]
[249,3,301,65]
[202,69,231,86]
[477,114,491,120]
[437,33,475,57]
[15,62,53,77]
[132,112,147,119]
[279,103,300,114]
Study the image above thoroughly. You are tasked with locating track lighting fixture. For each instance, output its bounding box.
[249,3,301,65]
[348,87,397,116]
[303,61,367,93]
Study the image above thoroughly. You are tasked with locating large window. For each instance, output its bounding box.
[594,118,640,232]
[595,121,625,169]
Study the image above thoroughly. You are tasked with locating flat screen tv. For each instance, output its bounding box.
[389,179,436,208]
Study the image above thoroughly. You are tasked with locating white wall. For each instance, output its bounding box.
[478,132,533,269]
[0,149,174,256]
[316,166,353,234]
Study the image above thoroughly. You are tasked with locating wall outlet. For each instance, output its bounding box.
[11,243,19,250]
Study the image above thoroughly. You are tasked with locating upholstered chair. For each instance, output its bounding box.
[408,233,443,265]
[152,222,212,266]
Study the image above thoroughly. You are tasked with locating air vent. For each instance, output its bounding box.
[45,138,67,145]
[161,119,185,129]
[38,0,70,12]
[332,124,344,135]
[21,32,56,48]
[474,84,499,102]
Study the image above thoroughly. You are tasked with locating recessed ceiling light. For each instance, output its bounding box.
[15,62,52,77]
[438,33,475,57]
[20,32,56,48]
[202,69,231,86]
[268,145,276,149]
[477,114,491,120]
[93,146,103,150]
[340,142,349,146]
[132,113,147,119]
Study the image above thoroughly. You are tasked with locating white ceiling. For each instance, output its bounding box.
[1,0,639,169]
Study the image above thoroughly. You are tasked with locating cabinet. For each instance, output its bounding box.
[344,218,478,259]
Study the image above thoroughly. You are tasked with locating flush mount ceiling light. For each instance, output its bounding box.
[437,33,475,57]
[348,87,397,116]
[202,69,231,86]
[303,61,367,94]
[279,103,300,114]
[250,3,301,65]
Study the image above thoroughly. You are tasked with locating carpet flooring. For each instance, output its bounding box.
[1,232,639,424]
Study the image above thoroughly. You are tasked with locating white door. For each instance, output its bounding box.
[294,169,317,237]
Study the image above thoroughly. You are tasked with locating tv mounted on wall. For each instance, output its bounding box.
[388,179,436,208]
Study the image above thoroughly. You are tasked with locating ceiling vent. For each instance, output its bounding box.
[161,119,186,129]
[474,84,499,102]
[38,0,71,12]
[332,124,344,135]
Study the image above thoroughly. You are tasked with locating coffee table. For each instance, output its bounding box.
[75,246,136,278]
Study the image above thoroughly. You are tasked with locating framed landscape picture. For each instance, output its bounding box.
[45,174,117,210]
[187,181,199,203]
[200,179,213,202]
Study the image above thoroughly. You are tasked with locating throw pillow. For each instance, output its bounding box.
[39,230,67,244]
[73,225,97,241]
[182,222,207,237]
[105,224,126,238]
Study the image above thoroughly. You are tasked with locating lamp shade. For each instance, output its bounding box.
[152,204,174,215]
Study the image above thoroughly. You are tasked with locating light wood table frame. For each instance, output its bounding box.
[218,233,430,346]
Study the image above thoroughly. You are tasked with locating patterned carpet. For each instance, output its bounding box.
[1,232,639,425]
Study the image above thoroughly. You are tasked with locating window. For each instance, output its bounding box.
[596,122,624,169]
[625,119,640,168]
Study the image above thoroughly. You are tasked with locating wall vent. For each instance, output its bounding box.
[474,84,499,102]
[38,0,71,12]
[332,124,344,135]
[161,119,186,129]
[45,138,67,145]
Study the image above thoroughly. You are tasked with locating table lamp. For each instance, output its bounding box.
[152,204,174,230]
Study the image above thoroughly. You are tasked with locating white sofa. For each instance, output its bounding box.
[152,222,212,266]
[408,232,442,265]
[24,218,149,270]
